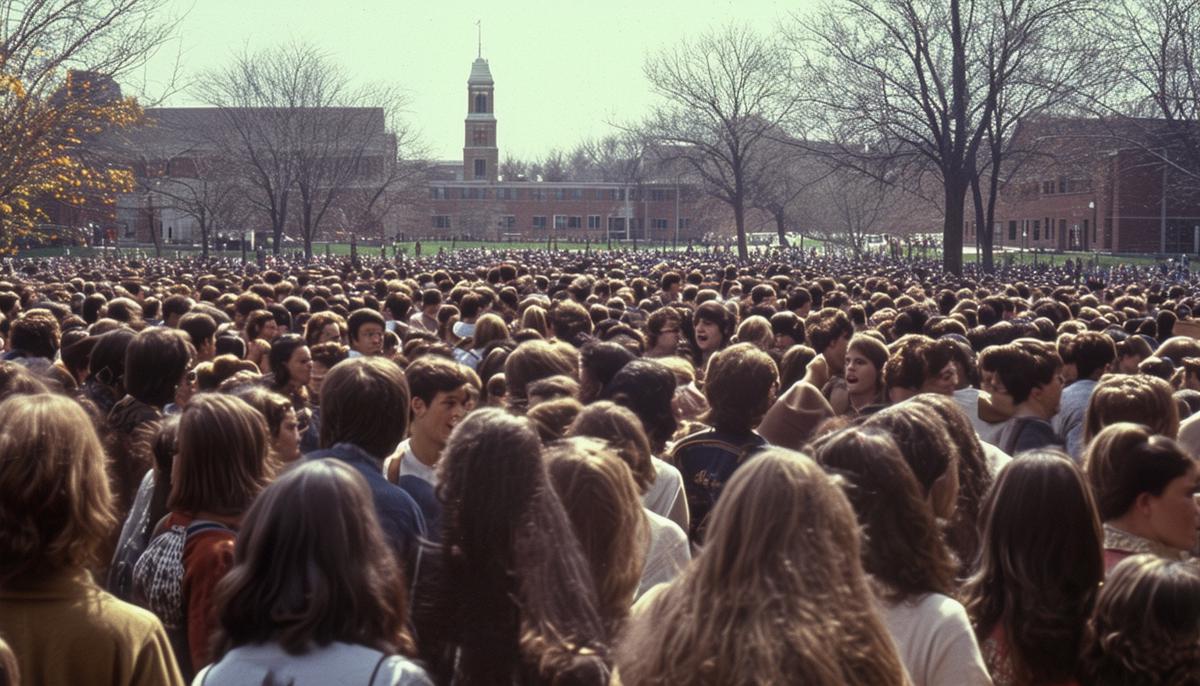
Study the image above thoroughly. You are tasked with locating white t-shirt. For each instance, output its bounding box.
[383,438,437,486]
[882,593,993,686]
[953,388,1006,447]
[638,509,691,599]
[643,457,686,530]
[195,641,433,686]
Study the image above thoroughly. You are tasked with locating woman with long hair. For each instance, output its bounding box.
[1078,554,1200,685]
[810,428,990,685]
[197,460,431,685]
[963,451,1104,686]
[0,394,184,686]
[414,408,608,685]
[615,448,908,686]
[265,334,312,409]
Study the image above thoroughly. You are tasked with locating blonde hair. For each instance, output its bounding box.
[615,448,906,685]
[0,394,116,582]
[545,437,648,636]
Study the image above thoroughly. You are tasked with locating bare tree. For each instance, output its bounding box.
[746,136,833,247]
[642,24,800,260]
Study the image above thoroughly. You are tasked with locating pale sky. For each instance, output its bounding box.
[134,0,804,162]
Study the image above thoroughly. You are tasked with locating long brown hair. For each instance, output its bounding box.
[963,451,1104,684]
[615,448,907,686]
[169,393,273,517]
[568,400,656,494]
[212,459,414,657]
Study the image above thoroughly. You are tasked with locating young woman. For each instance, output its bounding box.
[452,312,509,370]
[1083,423,1200,570]
[615,448,908,686]
[688,300,736,369]
[1078,554,1200,685]
[645,307,683,358]
[825,333,887,416]
[265,333,312,410]
[235,386,303,464]
[413,408,608,685]
[304,311,347,348]
[964,451,1104,686]
[0,394,184,686]
[196,460,431,685]
[810,428,991,686]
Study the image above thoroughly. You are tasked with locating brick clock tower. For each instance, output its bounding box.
[464,56,497,182]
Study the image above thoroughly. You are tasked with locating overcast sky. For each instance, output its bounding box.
[134,0,802,161]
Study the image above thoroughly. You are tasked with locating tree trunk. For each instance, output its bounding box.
[942,176,967,276]
[970,175,993,273]
[775,210,789,248]
[734,200,748,261]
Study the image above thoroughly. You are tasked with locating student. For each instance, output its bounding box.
[964,452,1104,686]
[412,409,608,685]
[801,306,853,390]
[1051,332,1115,460]
[303,311,347,347]
[452,312,509,370]
[347,308,386,357]
[234,387,302,464]
[825,333,887,416]
[196,460,432,686]
[1078,555,1200,685]
[615,448,908,686]
[0,394,185,686]
[264,333,312,409]
[669,343,777,543]
[178,312,218,363]
[983,340,1065,455]
[1086,374,1180,444]
[1083,423,1199,570]
[810,428,991,686]
[408,289,441,334]
[644,307,684,358]
[688,300,736,369]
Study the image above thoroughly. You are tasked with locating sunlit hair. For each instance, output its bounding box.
[733,315,772,350]
[808,428,956,602]
[545,437,648,637]
[568,400,656,493]
[1079,554,1200,684]
[862,402,954,498]
[169,393,273,517]
[1082,422,1197,521]
[615,448,907,686]
[702,342,778,434]
[527,396,583,443]
[1083,373,1179,442]
[963,451,1103,684]
[519,305,549,338]
[231,385,292,440]
[503,339,577,410]
[212,459,414,658]
[472,312,509,350]
[0,394,116,583]
[433,408,607,682]
[304,311,346,347]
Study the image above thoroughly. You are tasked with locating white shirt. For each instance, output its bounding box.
[195,641,432,686]
[883,593,993,686]
[383,438,437,486]
[953,388,1006,447]
[638,509,690,599]
[643,457,687,531]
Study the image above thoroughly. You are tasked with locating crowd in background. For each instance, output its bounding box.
[0,246,1199,686]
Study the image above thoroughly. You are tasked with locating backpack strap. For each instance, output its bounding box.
[185,520,235,541]
[367,653,388,686]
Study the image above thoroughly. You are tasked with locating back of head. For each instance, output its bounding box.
[319,357,409,457]
[504,339,576,408]
[1084,374,1179,442]
[703,343,778,434]
[170,393,271,517]
[125,327,191,406]
[862,403,953,497]
[568,400,655,493]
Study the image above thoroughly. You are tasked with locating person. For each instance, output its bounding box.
[669,343,776,543]
[303,311,346,348]
[195,460,432,686]
[503,339,577,411]
[1082,423,1200,570]
[615,448,908,686]
[688,300,736,369]
[264,333,312,410]
[235,386,303,464]
[0,393,185,686]
[347,308,386,357]
[983,340,1065,455]
[802,307,853,390]
[644,307,683,358]
[412,409,609,685]
[810,427,991,686]
[1078,554,1200,686]
[305,357,427,569]
[452,311,508,370]
[964,451,1104,686]
[136,393,274,678]
[408,289,441,334]
[1051,332,1116,460]
[825,333,887,416]
[1085,374,1180,444]
[577,340,635,404]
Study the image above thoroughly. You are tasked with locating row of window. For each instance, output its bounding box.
[431,215,689,230]
[429,187,676,201]
[964,217,1097,245]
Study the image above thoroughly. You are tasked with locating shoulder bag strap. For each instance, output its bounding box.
[368,653,388,686]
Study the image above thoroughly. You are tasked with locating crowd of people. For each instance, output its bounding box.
[0,245,1198,686]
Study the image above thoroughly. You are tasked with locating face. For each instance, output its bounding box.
[352,322,385,356]
[774,333,797,352]
[318,323,342,345]
[922,362,959,396]
[259,319,279,342]
[1118,353,1142,375]
[1034,369,1065,416]
[981,369,1015,415]
[655,324,681,353]
[286,345,313,386]
[825,331,851,371]
[413,387,471,447]
[308,361,330,397]
[274,408,302,463]
[1144,463,1200,551]
[174,368,196,408]
[844,348,879,395]
[694,318,722,353]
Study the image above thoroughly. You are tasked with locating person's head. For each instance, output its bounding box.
[601,358,678,454]
[0,394,115,583]
[1071,331,1117,381]
[345,308,384,357]
[646,307,683,355]
[844,333,887,399]
[308,341,347,399]
[8,309,60,358]
[304,311,346,347]
[87,327,135,393]
[519,304,549,338]
[1080,554,1200,685]
[320,357,409,458]
[964,451,1104,685]
[578,340,635,404]
[769,310,803,350]
[406,355,472,449]
[862,403,958,517]
[805,307,854,368]
[1084,374,1180,443]
[692,300,736,356]
[1084,422,1200,552]
[992,339,1064,417]
[420,288,442,315]
[568,400,656,494]
[503,339,577,409]
[1116,334,1153,374]
[170,393,273,517]
[268,334,311,390]
[615,447,907,686]
[545,437,648,634]
[809,427,956,602]
[918,338,959,396]
[551,299,594,344]
[234,386,302,464]
[245,309,279,343]
[471,312,509,350]
[178,311,218,360]
[124,327,192,407]
[212,459,414,657]
[703,342,778,435]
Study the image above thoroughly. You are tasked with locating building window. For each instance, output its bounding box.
[500,215,515,229]
[531,189,545,201]
[532,216,547,229]
[497,187,513,200]
[473,127,489,145]
[678,217,690,229]
[430,187,446,199]
[652,218,669,230]
[571,188,582,200]
[1046,217,1052,240]
[474,159,486,180]
[1043,180,1055,195]
[568,216,582,229]
[1058,176,1067,193]
[432,215,451,229]
[555,188,566,200]
[554,215,567,230]
[588,215,601,229]
[1008,221,1018,241]
[1033,219,1040,241]
[650,189,669,201]
[475,93,487,113]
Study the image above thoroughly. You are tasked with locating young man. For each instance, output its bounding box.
[178,312,218,363]
[1053,331,1116,460]
[384,356,473,536]
[408,289,441,334]
[347,308,386,358]
[801,307,853,390]
[987,339,1065,455]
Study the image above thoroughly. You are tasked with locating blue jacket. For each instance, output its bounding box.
[669,428,767,544]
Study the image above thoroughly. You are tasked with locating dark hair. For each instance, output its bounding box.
[862,403,953,496]
[985,339,1061,405]
[124,327,191,406]
[267,334,307,388]
[169,393,272,517]
[1083,423,1197,521]
[703,343,778,434]
[964,452,1103,684]
[88,327,135,389]
[9,311,59,358]
[805,308,853,354]
[1070,332,1117,380]
[601,359,678,454]
[212,459,414,657]
[406,355,472,406]
[578,341,635,404]
[347,308,385,342]
[568,400,656,493]
[319,357,409,458]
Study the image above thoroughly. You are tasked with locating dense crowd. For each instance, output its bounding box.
[0,246,1198,686]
